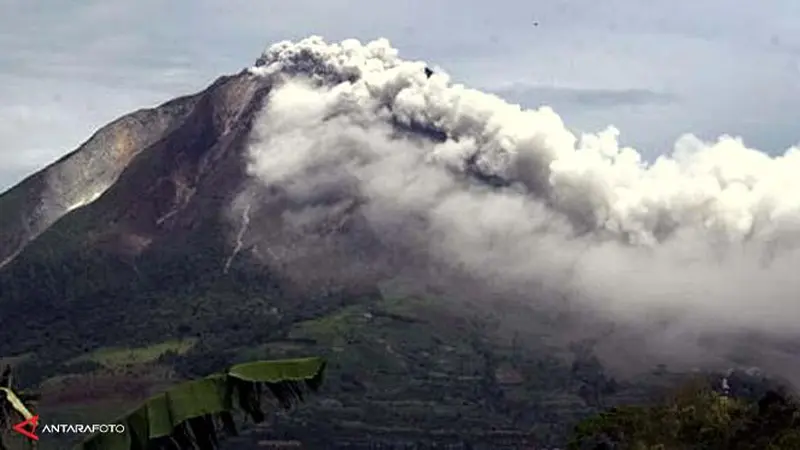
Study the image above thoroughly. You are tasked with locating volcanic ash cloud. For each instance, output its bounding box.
[242,36,800,335]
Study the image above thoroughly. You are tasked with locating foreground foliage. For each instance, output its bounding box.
[75,357,325,450]
[1,358,323,450]
[568,377,800,449]
[0,365,40,450]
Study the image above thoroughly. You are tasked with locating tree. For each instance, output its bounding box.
[76,357,325,450]
[568,375,800,450]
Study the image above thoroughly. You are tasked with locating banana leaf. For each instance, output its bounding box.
[75,357,325,450]
[1,364,39,450]
[0,388,34,422]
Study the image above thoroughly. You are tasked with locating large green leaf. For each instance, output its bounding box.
[0,387,33,421]
[75,357,325,450]
[0,365,40,450]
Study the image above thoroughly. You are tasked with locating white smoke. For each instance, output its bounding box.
[242,36,800,337]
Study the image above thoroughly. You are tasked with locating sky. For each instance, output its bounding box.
[0,0,798,192]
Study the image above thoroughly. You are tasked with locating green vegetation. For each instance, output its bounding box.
[69,340,197,369]
[0,359,324,450]
[76,357,325,450]
[569,378,800,449]
[0,366,39,450]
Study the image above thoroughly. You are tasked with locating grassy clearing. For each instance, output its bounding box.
[68,338,197,368]
[0,352,33,367]
[289,305,371,342]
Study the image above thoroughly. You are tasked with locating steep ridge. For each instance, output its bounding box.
[0,90,201,269]
[0,71,279,353]
[0,72,272,266]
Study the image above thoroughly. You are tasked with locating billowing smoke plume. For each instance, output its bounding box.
[239,36,800,347]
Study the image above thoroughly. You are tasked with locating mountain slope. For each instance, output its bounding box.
[0,70,288,353]
[0,89,201,269]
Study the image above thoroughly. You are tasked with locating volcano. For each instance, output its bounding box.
[1,36,798,449]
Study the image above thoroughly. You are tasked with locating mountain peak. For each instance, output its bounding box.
[0,71,270,268]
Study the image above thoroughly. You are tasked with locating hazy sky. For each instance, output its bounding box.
[1,0,798,192]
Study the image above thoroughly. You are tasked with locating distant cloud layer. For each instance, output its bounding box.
[495,85,677,108]
[1,0,799,191]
